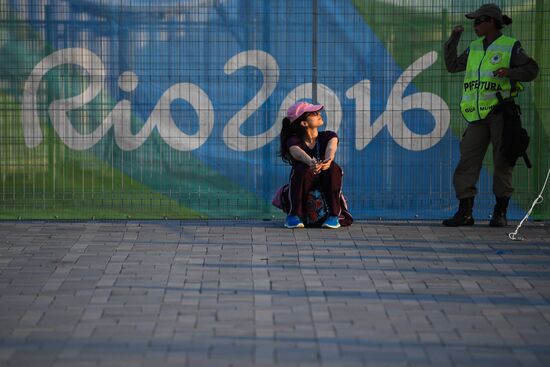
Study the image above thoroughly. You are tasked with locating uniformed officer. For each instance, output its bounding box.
[443,3,539,227]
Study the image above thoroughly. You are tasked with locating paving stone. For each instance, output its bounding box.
[0,220,549,366]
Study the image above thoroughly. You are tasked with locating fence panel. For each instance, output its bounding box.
[1,0,548,220]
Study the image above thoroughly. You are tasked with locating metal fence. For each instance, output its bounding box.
[1,0,548,220]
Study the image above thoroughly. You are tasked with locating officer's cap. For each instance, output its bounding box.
[465,3,504,23]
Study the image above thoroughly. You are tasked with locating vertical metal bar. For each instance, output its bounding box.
[312,0,318,103]
[45,5,55,207]
[533,0,544,216]
[118,12,129,195]
[262,0,271,217]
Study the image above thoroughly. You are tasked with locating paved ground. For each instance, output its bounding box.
[1,220,550,367]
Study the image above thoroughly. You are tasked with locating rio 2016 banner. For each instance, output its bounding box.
[1,0,548,220]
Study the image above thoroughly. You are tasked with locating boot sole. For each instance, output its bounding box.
[442,219,475,227]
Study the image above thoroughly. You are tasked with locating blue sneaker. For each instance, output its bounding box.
[322,216,341,229]
[285,215,304,229]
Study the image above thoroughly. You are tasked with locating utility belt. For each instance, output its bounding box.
[493,92,532,168]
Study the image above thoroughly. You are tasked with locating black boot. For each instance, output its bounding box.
[489,196,509,227]
[442,197,475,227]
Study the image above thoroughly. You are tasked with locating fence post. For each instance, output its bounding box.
[312,0,318,103]
[45,4,55,189]
[262,0,272,217]
[533,0,545,217]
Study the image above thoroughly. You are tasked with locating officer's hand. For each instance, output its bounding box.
[452,25,464,36]
[494,68,509,78]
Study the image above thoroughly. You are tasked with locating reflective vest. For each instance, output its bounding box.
[460,35,519,122]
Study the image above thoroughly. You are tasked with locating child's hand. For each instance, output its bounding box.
[318,159,332,171]
[308,157,319,168]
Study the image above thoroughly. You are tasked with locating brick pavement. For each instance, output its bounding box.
[1,220,550,367]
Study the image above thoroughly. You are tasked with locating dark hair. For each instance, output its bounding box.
[495,15,513,29]
[279,113,308,165]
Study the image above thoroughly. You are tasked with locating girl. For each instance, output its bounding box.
[279,101,344,229]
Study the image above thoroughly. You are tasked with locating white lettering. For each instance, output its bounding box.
[22,48,449,153]
[346,51,450,151]
[223,50,279,151]
[23,48,213,151]
[23,48,106,149]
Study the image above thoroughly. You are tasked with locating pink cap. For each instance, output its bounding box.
[286,101,324,122]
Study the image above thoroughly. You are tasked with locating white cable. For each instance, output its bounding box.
[508,167,550,241]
